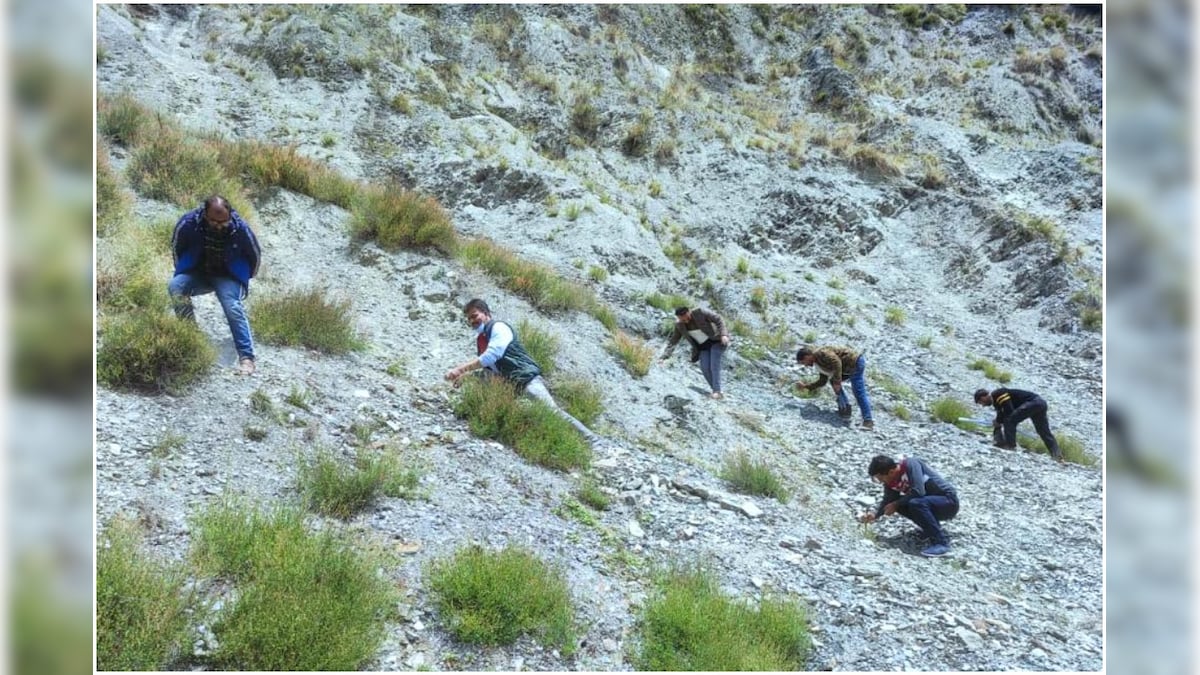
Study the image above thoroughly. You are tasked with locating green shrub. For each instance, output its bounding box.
[608,330,653,378]
[968,357,1012,383]
[736,257,751,275]
[637,567,810,670]
[299,447,421,519]
[97,220,172,314]
[97,310,216,394]
[216,139,360,208]
[426,545,576,653]
[576,478,611,511]
[750,286,768,311]
[251,287,364,354]
[622,118,652,157]
[588,265,609,282]
[190,501,397,670]
[648,180,663,198]
[554,376,605,426]
[1018,432,1096,466]
[891,404,911,421]
[97,519,195,670]
[930,397,972,424]
[517,318,560,376]
[96,145,131,237]
[645,292,691,313]
[720,450,789,502]
[13,559,92,675]
[349,183,457,254]
[285,384,314,411]
[916,335,933,349]
[884,306,906,326]
[458,238,597,314]
[825,276,844,289]
[827,294,848,308]
[570,94,601,141]
[98,92,154,146]
[453,376,592,471]
[127,128,250,211]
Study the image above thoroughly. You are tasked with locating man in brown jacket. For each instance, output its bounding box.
[660,306,731,399]
[797,345,875,429]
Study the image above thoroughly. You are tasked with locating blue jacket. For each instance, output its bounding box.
[171,206,262,296]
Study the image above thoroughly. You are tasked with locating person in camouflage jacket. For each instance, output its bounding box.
[796,344,875,429]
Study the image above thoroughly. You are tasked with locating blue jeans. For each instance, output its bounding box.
[168,273,255,361]
[896,494,959,546]
[699,343,727,394]
[835,354,873,422]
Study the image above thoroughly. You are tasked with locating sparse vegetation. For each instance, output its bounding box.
[827,294,848,308]
[150,432,185,458]
[298,447,421,519]
[458,238,602,316]
[720,450,789,503]
[190,501,397,670]
[98,310,216,394]
[891,404,912,421]
[637,567,810,670]
[517,318,560,376]
[554,376,605,426]
[750,286,768,312]
[588,265,609,283]
[576,478,611,511]
[931,397,976,430]
[968,357,1012,383]
[884,306,906,326]
[251,287,364,354]
[916,335,933,349]
[426,545,576,653]
[97,519,195,671]
[285,384,314,411]
[608,331,654,378]
[349,183,457,254]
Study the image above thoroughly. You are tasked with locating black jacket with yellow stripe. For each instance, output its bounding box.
[988,388,1044,425]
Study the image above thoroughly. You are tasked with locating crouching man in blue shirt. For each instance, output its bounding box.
[858,454,960,557]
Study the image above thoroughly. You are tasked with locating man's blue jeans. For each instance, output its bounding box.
[168,273,255,361]
[699,343,727,394]
[835,354,873,422]
[896,495,959,546]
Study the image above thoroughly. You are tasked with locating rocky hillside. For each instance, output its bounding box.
[95,4,1103,671]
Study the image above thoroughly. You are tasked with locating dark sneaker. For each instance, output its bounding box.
[238,357,256,375]
[862,420,875,430]
[920,543,951,557]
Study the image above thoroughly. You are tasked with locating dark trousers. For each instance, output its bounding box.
[1003,398,1061,459]
[896,495,959,546]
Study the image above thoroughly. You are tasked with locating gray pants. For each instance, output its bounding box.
[524,376,600,445]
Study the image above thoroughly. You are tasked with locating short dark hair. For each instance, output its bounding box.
[973,388,990,403]
[867,454,896,477]
[203,194,231,212]
[674,306,690,317]
[795,346,814,362]
[463,298,491,316]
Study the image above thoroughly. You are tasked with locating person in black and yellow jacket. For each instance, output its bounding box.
[974,387,1062,462]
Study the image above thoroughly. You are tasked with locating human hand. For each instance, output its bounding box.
[720,335,730,347]
[444,367,462,383]
[883,503,897,517]
[858,512,876,524]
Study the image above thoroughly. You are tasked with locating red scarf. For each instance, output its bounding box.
[885,459,911,494]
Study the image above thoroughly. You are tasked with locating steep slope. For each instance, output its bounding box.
[96,4,1103,671]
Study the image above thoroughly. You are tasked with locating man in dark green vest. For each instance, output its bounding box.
[445,298,601,445]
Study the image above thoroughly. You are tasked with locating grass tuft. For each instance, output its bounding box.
[97,310,216,394]
[298,447,421,519]
[517,318,560,376]
[553,376,605,426]
[349,184,458,254]
[576,478,611,511]
[97,518,195,671]
[968,357,1012,383]
[930,397,977,431]
[426,545,576,653]
[190,501,397,670]
[453,376,591,471]
[458,238,599,315]
[884,306,906,326]
[251,287,365,354]
[720,450,789,502]
[607,331,653,378]
[637,567,810,670]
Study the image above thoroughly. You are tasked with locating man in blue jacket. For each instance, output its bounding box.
[169,195,262,374]
[858,454,960,557]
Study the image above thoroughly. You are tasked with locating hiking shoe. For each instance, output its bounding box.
[238,357,256,375]
[920,543,951,557]
[710,392,724,400]
[862,420,875,430]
